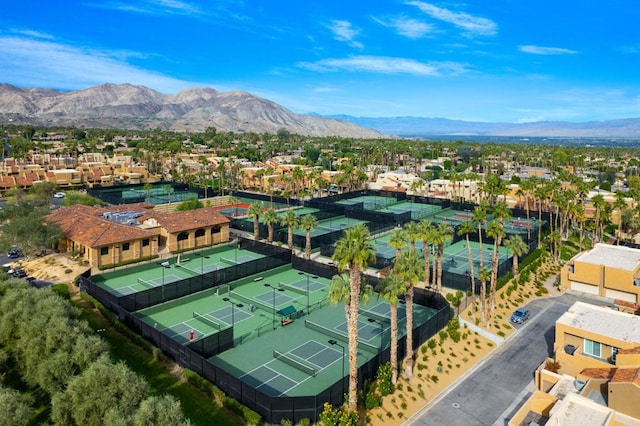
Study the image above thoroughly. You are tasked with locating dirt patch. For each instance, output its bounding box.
[16,253,90,287]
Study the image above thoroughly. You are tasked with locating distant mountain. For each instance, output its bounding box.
[325,114,640,138]
[0,83,383,138]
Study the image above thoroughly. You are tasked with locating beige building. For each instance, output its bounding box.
[561,244,640,310]
[48,204,230,268]
[510,302,640,425]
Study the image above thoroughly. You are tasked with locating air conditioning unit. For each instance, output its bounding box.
[565,344,576,355]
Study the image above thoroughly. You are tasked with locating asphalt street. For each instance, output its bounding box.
[405,291,612,426]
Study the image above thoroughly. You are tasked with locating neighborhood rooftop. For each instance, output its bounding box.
[557,301,640,343]
[573,243,640,271]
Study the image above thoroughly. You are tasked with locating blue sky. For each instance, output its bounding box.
[1,1,639,123]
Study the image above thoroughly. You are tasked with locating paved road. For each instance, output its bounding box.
[405,292,611,426]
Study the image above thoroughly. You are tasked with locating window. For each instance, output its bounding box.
[584,339,601,358]
[142,239,150,247]
[195,228,205,238]
[211,225,221,234]
[177,232,188,242]
[100,247,109,256]
[122,242,130,251]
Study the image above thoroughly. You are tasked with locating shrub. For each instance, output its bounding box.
[365,391,382,410]
[223,397,262,425]
[376,363,395,396]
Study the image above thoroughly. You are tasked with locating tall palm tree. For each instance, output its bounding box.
[332,224,376,411]
[472,201,489,272]
[433,223,454,293]
[486,220,506,320]
[388,228,407,260]
[404,221,421,251]
[263,208,279,243]
[417,220,435,288]
[457,220,477,297]
[503,235,528,277]
[478,266,491,325]
[613,191,627,245]
[393,248,424,378]
[300,214,318,260]
[280,210,299,251]
[376,272,406,384]
[247,203,263,241]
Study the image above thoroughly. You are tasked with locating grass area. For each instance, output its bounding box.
[67,287,243,426]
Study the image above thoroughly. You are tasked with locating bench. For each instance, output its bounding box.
[281,319,293,326]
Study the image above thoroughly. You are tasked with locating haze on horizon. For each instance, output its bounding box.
[1,1,639,124]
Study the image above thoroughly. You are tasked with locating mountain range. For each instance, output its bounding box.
[2,83,640,139]
[326,115,640,138]
[0,83,382,138]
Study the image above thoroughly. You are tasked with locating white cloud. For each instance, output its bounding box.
[313,86,340,93]
[406,1,497,36]
[373,16,433,39]
[327,20,363,49]
[10,29,55,40]
[90,0,206,17]
[298,55,467,76]
[0,36,200,93]
[519,45,578,55]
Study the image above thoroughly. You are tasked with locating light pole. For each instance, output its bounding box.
[222,297,242,330]
[195,253,210,288]
[157,261,169,301]
[328,339,345,399]
[264,283,285,329]
[298,271,318,315]
[368,318,385,351]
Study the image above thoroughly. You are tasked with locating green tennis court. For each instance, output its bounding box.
[442,240,511,276]
[335,195,398,210]
[290,216,368,238]
[376,201,442,220]
[91,243,265,297]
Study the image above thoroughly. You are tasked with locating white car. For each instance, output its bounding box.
[54,192,65,198]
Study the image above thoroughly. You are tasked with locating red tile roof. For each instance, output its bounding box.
[141,207,229,233]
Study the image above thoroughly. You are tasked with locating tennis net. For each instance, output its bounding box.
[273,350,316,376]
[358,307,391,323]
[304,320,378,353]
[137,277,159,288]
[193,311,221,330]
[230,291,275,314]
[279,281,308,295]
[220,257,240,265]
[177,263,201,276]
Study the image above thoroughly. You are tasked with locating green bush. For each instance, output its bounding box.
[318,402,358,426]
[98,254,159,270]
[223,397,262,425]
[365,390,382,410]
[376,362,394,396]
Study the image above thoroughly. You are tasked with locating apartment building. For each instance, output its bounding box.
[561,244,640,310]
[509,302,640,425]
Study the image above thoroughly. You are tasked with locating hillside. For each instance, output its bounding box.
[0,83,383,138]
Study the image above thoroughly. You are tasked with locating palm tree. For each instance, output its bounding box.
[472,201,489,272]
[478,266,491,325]
[300,214,318,260]
[457,220,477,299]
[331,224,376,411]
[376,272,406,384]
[417,220,435,288]
[143,181,152,204]
[263,208,279,243]
[404,221,421,252]
[503,235,528,277]
[486,221,506,320]
[393,248,424,378]
[280,210,299,251]
[433,223,454,293]
[613,191,627,245]
[247,203,263,241]
[388,228,407,260]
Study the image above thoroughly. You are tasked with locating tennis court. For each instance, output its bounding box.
[335,195,398,210]
[290,216,368,238]
[91,243,265,297]
[377,201,442,220]
[503,217,540,235]
[215,203,251,217]
[441,240,511,276]
[121,187,200,205]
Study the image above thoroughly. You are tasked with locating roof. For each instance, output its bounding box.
[47,205,159,248]
[556,302,640,344]
[573,243,640,271]
[140,206,229,233]
[547,393,617,426]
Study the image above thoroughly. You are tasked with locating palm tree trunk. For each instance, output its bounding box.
[465,235,476,308]
[403,285,414,378]
[253,217,259,240]
[268,225,274,243]
[306,229,311,260]
[347,267,361,411]
[288,227,293,250]
[390,302,398,384]
[480,279,487,324]
[422,241,430,288]
[437,244,444,292]
[489,239,501,317]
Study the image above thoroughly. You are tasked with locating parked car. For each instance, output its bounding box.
[54,192,65,198]
[11,268,27,278]
[7,246,20,259]
[510,307,530,324]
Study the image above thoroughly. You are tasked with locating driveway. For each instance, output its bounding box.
[404,291,612,426]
